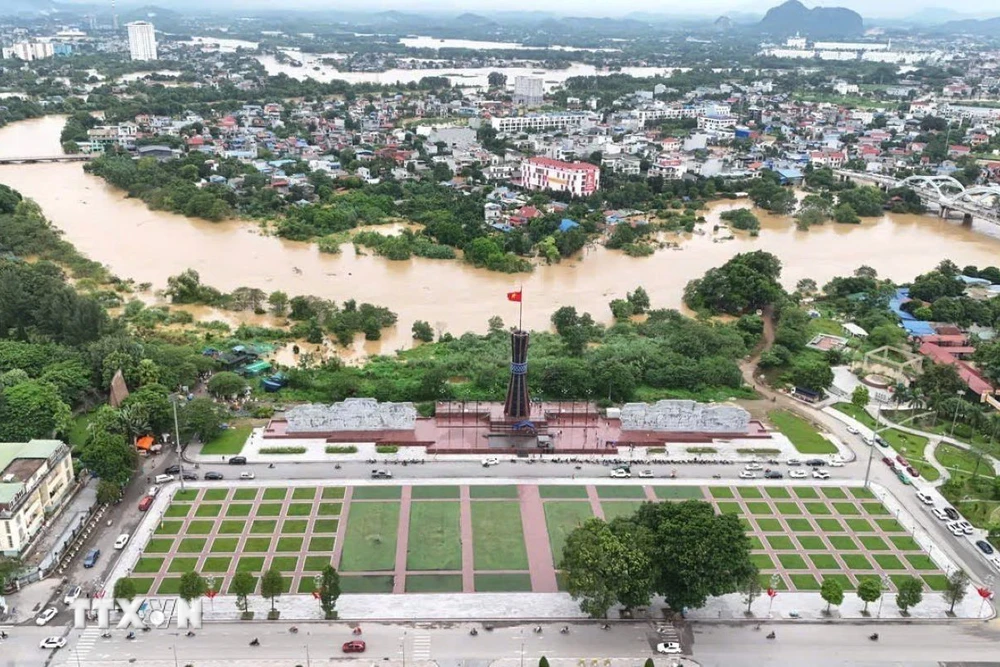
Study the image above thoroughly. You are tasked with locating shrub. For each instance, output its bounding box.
[259,446,307,454]
[325,445,358,454]
[375,445,399,454]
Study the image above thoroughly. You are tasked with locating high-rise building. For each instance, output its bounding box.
[2,41,55,61]
[126,21,157,61]
[513,76,544,106]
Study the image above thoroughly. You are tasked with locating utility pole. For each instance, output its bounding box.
[863,399,883,488]
[173,397,185,491]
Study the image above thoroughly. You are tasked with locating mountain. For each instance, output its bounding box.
[0,0,61,15]
[937,16,1000,34]
[758,0,863,38]
[714,16,735,31]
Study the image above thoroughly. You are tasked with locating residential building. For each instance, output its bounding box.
[126,21,157,61]
[0,440,74,556]
[697,115,738,132]
[2,41,55,61]
[520,157,600,197]
[513,76,544,106]
[490,112,596,134]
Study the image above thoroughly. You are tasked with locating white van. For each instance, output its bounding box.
[154,474,174,484]
[114,533,130,550]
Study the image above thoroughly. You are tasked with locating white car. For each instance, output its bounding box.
[948,523,965,537]
[786,459,802,466]
[239,471,256,480]
[915,491,934,505]
[789,470,808,479]
[954,520,974,535]
[744,463,763,471]
[846,426,859,434]
[931,508,949,521]
[35,607,58,626]
[656,642,682,654]
[609,468,631,478]
[738,471,757,479]
[812,469,830,480]
[147,485,160,497]
[114,533,130,550]
[481,457,499,467]
[62,585,82,606]
[39,637,66,650]
[828,460,845,468]
[638,469,654,478]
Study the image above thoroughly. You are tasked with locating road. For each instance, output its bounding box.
[0,620,997,667]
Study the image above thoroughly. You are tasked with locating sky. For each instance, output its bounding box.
[140,0,1000,19]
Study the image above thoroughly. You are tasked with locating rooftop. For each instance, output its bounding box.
[0,440,65,504]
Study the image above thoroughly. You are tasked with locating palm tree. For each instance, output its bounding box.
[117,404,150,445]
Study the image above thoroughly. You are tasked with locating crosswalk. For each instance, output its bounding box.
[411,632,431,661]
[74,627,103,659]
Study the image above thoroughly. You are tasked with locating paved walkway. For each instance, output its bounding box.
[518,485,559,593]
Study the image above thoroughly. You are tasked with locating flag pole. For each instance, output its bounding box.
[518,284,523,331]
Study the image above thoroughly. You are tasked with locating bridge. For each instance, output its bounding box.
[0,154,95,165]
[832,168,1000,227]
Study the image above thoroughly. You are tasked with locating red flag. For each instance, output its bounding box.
[507,290,522,302]
[767,588,776,598]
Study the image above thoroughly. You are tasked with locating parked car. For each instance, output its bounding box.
[371,469,392,479]
[896,472,911,485]
[164,464,181,475]
[114,533,130,550]
[63,585,82,606]
[812,469,830,480]
[138,495,154,512]
[744,463,763,471]
[907,466,920,477]
[764,470,784,479]
[805,459,825,467]
[182,472,197,481]
[82,549,101,568]
[610,468,631,478]
[342,641,366,653]
[789,470,808,479]
[204,471,224,481]
[481,457,499,467]
[957,521,974,535]
[228,456,247,465]
[153,474,174,485]
[39,636,66,649]
[656,642,682,655]
[828,460,845,468]
[881,457,893,466]
[944,507,960,520]
[738,471,757,479]
[638,469,654,478]
[786,459,802,466]
[948,523,965,537]
[896,455,909,467]
[35,607,58,626]
[846,425,859,434]
[931,508,949,521]
[147,485,160,498]
[915,491,934,506]
[239,471,256,480]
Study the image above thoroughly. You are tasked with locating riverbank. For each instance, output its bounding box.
[2,116,1000,357]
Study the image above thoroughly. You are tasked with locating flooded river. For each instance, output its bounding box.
[1,115,1000,356]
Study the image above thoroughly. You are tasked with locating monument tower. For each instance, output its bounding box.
[503,330,530,419]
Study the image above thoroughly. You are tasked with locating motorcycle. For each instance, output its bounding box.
[353,626,363,635]
[560,626,569,634]
[126,632,136,641]
[470,628,478,636]
[101,632,111,639]
[249,638,260,647]
[289,626,299,634]
[766,632,776,640]
[869,633,879,641]
[185,631,195,638]
[533,626,543,634]
[601,624,610,631]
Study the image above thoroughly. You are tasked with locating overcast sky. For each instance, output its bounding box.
[155,0,999,18]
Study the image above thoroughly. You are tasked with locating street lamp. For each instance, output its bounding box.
[876,575,891,619]
[863,397,887,488]
[172,396,185,491]
[948,390,964,437]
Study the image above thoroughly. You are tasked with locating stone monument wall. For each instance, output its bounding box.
[619,400,749,434]
[285,398,416,433]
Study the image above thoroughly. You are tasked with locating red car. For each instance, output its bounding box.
[342,641,366,653]
[896,455,909,467]
[881,457,892,466]
[907,466,920,477]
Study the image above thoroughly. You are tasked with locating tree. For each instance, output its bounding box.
[788,356,834,392]
[560,517,652,618]
[739,571,762,615]
[318,564,341,619]
[260,568,284,614]
[626,287,651,314]
[796,278,818,295]
[683,251,784,316]
[943,570,969,614]
[538,658,549,667]
[80,431,136,487]
[632,500,756,613]
[832,202,860,224]
[0,556,22,589]
[856,576,882,615]
[851,385,870,410]
[97,479,122,505]
[207,372,248,398]
[179,398,225,444]
[487,71,507,88]
[113,577,137,603]
[895,575,923,614]
[820,577,844,614]
[411,320,434,342]
[268,291,289,316]
[178,571,207,605]
[0,380,71,441]
[609,298,635,321]
[231,571,255,614]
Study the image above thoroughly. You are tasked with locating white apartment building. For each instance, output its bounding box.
[513,76,544,106]
[2,41,54,61]
[126,21,157,61]
[697,115,738,132]
[0,440,74,556]
[490,112,596,134]
[520,157,600,197]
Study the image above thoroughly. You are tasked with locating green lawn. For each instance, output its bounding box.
[276,537,303,552]
[211,537,239,553]
[765,488,791,499]
[470,501,529,570]
[768,410,836,454]
[789,573,820,590]
[308,537,336,552]
[786,518,813,532]
[778,554,807,569]
[341,575,394,594]
[144,538,174,553]
[751,554,774,569]
[340,502,400,572]
[757,518,782,532]
[313,519,339,533]
[539,486,589,499]
[202,556,231,572]
[133,557,164,573]
[200,425,252,455]
[155,521,182,535]
[596,486,646,499]
[709,487,734,499]
[226,504,252,517]
[544,501,595,566]
[654,486,705,500]
[203,489,228,501]
[808,553,839,570]
[406,501,462,571]
[321,487,346,499]
[263,488,288,501]
[234,488,258,501]
[352,486,402,500]
[738,487,763,499]
[828,535,857,550]
[405,574,463,593]
[601,501,644,522]
[177,538,206,553]
[474,573,533,592]
[470,485,519,499]
[293,487,318,500]
[411,485,460,499]
[767,535,795,550]
[936,443,994,478]
[281,519,308,534]
[797,535,825,550]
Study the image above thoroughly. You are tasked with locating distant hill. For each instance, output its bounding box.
[937,16,1000,34]
[758,0,863,37]
[714,16,735,30]
[0,0,61,15]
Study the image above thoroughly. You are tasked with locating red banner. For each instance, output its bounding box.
[977,587,993,599]
[767,588,776,598]
[206,589,217,599]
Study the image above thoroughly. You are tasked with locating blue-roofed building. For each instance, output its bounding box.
[558,218,580,233]
[902,320,935,336]
[957,274,992,286]
[776,168,804,185]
